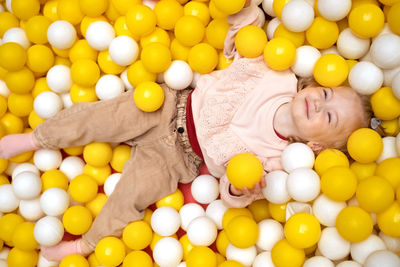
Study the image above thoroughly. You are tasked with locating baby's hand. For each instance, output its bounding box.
[230,176,266,196]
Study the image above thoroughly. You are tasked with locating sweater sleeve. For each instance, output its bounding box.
[223,1,264,59]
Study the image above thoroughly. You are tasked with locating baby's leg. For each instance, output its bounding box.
[0,132,40,159]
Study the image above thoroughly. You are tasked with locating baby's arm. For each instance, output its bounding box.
[0,132,41,159]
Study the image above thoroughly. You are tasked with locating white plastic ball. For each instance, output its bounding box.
[286,168,320,202]
[377,136,397,163]
[86,21,115,51]
[312,194,346,227]
[190,72,201,89]
[337,28,370,60]
[350,234,387,265]
[46,65,72,93]
[370,34,400,70]
[348,61,383,95]
[34,216,64,246]
[95,74,125,100]
[37,252,59,267]
[40,188,70,216]
[253,251,274,267]
[291,45,321,78]
[317,0,351,21]
[318,227,351,261]
[226,244,257,267]
[60,92,73,109]
[0,80,10,98]
[392,72,400,99]
[2,27,30,49]
[11,162,39,180]
[383,65,400,87]
[0,259,6,267]
[190,175,219,204]
[12,171,42,200]
[281,0,314,32]
[120,70,134,90]
[179,203,205,231]
[0,184,20,213]
[186,216,217,246]
[336,261,362,267]
[286,202,313,220]
[153,237,183,267]
[379,231,400,254]
[266,17,281,40]
[47,20,76,50]
[205,199,228,230]
[59,156,85,181]
[256,219,284,251]
[281,142,315,172]
[321,46,340,56]
[33,148,62,171]
[33,91,63,119]
[261,170,290,204]
[397,132,400,155]
[151,206,181,236]
[164,60,194,90]
[4,161,18,176]
[142,0,158,9]
[103,173,121,196]
[257,7,266,29]
[0,247,10,260]
[303,256,334,267]
[19,198,44,221]
[364,250,400,267]
[4,0,10,11]
[108,36,139,66]
[262,0,276,17]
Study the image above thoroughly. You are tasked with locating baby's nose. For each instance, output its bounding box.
[314,100,322,112]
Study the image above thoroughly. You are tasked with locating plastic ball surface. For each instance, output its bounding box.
[375,157,400,189]
[370,86,400,121]
[134,81,165,112]
[164,60,193,90]
[153,237,183,267]
[347,128,383,163]
[19,198,44,221]
[356,176,394,213]
[69,174,98,203]
[6,247,38,267]
[83,142,113,167]
[364,250,400,267]
[312,194,346,227]
[12,221,38,251]
[174,15,205,47]
[154,0,184,30]
[320,166,358,201]
[187,216,218,246]
[264,37,296,71]
[348,61,383,95]
[33,148,62,171]
[40,187,69,216]
[12,171,42,200]
[188,42,218,74]
[284,212,321,249]
[122,220,153,250]
[336,206,373,242]
[214,0,246,15]
[225,244,257,267]
[306,17,339,50]
[271,239,305,267]
[291,45,321,78]
[0,42,26,72]
[34,216,64,246]
[318,227,350,261]
[317,0,351,21]
[350,234,387,264]
[225,215,259,249]
[141,42,172,73]
[151,206,181,236]
[126,4,157,37]
[370,33,400,69]
[337,28,370,60]
[191,174,219,204]
[95,236,126,267]
[62,205,93,235]
[287,168,320,202]
[281,0,314,32]
[95,74,125,100]
[262,170,290,204]
[234,25,267,58]
[47,20,77,50]
[46,64,72,93]
[59,254,89,267]
[348,3,385,38]
[206,200,228,229]
[109,36,139,66]
[85,21,115,51]
[377,202,400,237]
[313,53,349,87]
[226,152,263,190]
[281,142,315,172]
[123,251,153,267]
[186,246,217,267]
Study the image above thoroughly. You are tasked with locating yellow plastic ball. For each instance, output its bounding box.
[123,251,153,267]
[271,239,305,267]
[156,189,184,211]
[1,112,24,134]
[110,144,131,173]
[206,18,230,50]
[0,159,8,174]
[214,0,246,15]
[216,230,229,257]
[140,27,171,48]
[41,169,69,191]
[188,43,219,74]
[0,42,27,72]
[0,175,10,185]
[12,222,38,251]
[174,15,205,47]
[313,53,349,87]
[25,15,51,44]
[321,166,358,201]
[184,1,210,25]
[83,164,111,186]
[222,208,253,229]
[0,12,19,37]
[5,67,36,94]
[268,202,287,223]
[83,142,113,167]
[70,84,98,103]
[370,86,400,121]
[217,51,233,70]
[350,161,377,181]
[7,93,33,117]
[57,0,84,25]
[209,0,228,19]
[264,37,296,71]
[226,152,264,190]
[186,246,217,267]
[86,193,108,217]
[114,16,136,38]
[69,174,98,203]
[234,25,268,58]
[60,254,89,267]
[80,16,108,38]
[348,3,385,38]
[273,24,305,48]
[122,220,153,250]
[247,199,270,223]
[6,247,38,267]
[179,234,195,260]
[314,148,349,176]
[347,128,383,163]
[284,213,321,249]
[356,175,395,213]
[377,202,400,237]
[225,215,259,249]
[95,236,126,267]
[0,124,6,140]
[111,0,141,15]
[143,208,153,225]
[133,81,165,112]
[69,39,98,63]
[380,119,400,136]
[27,45,55,74]
[376,157,400,189]
[170,38,191,61]
[63,145,84,156]
[127,60,157,88]
[154,0,184,30]
[71,59,101,87]
[306,17,339,50]
[218,260,244,267]
[387,3,400,35]
[98,50,125,75]
[63,205,93,235]
[0,213,24,243]
[79,0,108,17]
[141,43,172,73]
[126,4,157,37]
[43,0,59,21]
[273,0,292,18]
[0,95,7,118]
[11,0,40,20]
[336,206,373,242]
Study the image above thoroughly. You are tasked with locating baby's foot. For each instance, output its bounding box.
[40,239,85,262]
[0,132,40,159]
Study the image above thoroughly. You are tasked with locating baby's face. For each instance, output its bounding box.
[290,86,364,146]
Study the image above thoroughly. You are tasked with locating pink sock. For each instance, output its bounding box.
[0,132,40,159]
[40,239,86,262]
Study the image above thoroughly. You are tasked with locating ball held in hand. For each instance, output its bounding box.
[226,152,263,190]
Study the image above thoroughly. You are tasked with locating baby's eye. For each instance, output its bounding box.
[323,90,327,99]
[327,112,331,123]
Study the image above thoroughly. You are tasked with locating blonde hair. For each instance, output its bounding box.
[289,77,373,153]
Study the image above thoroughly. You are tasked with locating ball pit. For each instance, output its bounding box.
[0,0,400,266]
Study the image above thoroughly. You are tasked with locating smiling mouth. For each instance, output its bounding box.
[305,98,309,119]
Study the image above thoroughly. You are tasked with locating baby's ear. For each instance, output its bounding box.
[306,141,325,154]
